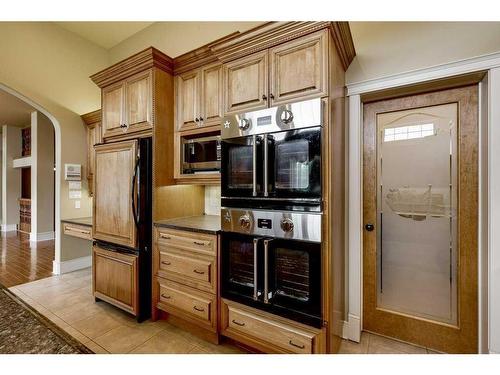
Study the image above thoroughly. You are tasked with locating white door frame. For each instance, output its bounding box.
[345,51,500,354]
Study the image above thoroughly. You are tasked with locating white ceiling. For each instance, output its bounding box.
[55,22,154,49]
[0,89,35,128]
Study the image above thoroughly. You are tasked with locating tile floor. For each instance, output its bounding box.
[9,268,437,354]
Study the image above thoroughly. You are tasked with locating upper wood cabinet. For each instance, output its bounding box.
[224,50,268,114]
[81,109,102,197]
[91,47,173,144]
[175,63,223,132]
[269,31,328,105]
[93,140,137,248]
[223,30,328,114]
[101,71,153,140]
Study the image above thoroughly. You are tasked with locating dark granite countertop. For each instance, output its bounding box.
[60,217,93,227]
[154,215,220,235]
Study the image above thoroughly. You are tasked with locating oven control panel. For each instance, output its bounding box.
[221,208,321,243]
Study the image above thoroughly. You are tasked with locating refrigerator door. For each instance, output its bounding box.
[93,139,138,249]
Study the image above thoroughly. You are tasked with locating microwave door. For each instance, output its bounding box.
[221,135,262,198]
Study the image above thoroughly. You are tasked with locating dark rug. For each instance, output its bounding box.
[0,284,93,354]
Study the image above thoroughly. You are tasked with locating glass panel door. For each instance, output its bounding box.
[221,136,262,197]
[220,232,262,302]
[376,103,458,325]
[268,127,321,199]
[266,238,321,327]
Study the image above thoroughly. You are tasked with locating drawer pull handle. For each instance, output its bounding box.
[193,241,206,246]
[289,340,305,350]
[231,319,245,327]
[193,306,205,312]
[160,234,171,239]
[161,261,171,266]
[193,269,205,275]
[66,227,91,235]
[161,294,171,300]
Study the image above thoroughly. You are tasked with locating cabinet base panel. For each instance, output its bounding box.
[157,310,220,345]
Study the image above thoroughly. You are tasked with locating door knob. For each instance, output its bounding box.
[365,224,374,231]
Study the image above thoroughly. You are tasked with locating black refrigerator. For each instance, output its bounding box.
[93,137,152,322]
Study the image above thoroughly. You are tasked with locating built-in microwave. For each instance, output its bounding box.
[181,133,221,174]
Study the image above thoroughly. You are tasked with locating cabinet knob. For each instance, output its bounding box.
[262,94,267,100]
[195,117,199,123]
[365,223,375,232]
[269,93,275,100]
[199,116,204,121]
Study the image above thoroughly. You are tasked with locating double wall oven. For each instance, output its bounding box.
[220,98,324,328]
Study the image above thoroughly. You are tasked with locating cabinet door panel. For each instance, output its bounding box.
[125,70,152,132]
[93,140,137,248]
[102,82,124,138]
[93,246,138,315]
[201,64,223,127]
[269,31,328,105]
[224,50,268,114]
[176,70,200,131]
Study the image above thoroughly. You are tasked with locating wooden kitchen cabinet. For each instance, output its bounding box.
[93,245,138,315]
[269,30,328,105]
[222,30,328,113]
[153,226,219,343]
[91,47,173,144]
[101,71,152,140]
[175,63,223,132]
[93,140,137,248]
[81,109,102,197]
[223,50,268,114]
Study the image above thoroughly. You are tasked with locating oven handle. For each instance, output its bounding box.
[253,238,259,301]
[252,135,257,197]
[263,134,269,197]
[263,238,272,304]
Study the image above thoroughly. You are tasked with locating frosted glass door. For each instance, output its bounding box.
[376,103,458,325]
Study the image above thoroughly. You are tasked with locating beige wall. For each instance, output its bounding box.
[1,125,21,229]
[31,111,55,235]
[347,22,500,84]
[109,21,264,62]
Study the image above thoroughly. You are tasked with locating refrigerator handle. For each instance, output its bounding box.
[131,154,140,227]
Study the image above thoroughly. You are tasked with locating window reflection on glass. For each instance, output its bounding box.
[228,240,254,288]
[275,139,310,190]
[275,247,310,302]
[228,146,253,189]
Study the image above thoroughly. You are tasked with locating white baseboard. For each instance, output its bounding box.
[52,255,91,275]
[30,231,55,242]
[1,224,17,232]
[341,314,362,343]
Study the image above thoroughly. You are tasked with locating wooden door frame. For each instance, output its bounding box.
[362,86,478,353]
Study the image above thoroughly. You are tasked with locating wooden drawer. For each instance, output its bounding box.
[63,223,92,240]
[158,249,216,293]
[156,227,216,256]
[156,278,216,331]
[221,299,324,354]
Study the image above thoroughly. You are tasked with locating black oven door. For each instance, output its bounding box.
[220,232,264,304]
[264,238,322,328]
[267,127,321,202]
[221,136,262,198]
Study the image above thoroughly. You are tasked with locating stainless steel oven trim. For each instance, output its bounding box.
[221,207,322,242]
[263,134,269,197]
[222,98,322,139]
[263,239,270,304]
[252,135,257,197]
[253,238,259,301]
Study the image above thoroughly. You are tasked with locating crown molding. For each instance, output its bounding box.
[173,32,240,75]
[90,47,174,88]
[81,109,101,125]
[330,22,356,71]
[210,21,356,69]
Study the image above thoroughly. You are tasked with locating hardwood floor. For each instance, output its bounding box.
[0,231,54,288]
